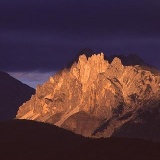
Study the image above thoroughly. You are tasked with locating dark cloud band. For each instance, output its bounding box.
[0,0,160,72]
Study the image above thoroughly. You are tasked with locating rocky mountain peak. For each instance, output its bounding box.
[78,54,87,65]
[70,53,109,92]
[79,53,107,68]
[16,52,160,139]
[111,57,122,67]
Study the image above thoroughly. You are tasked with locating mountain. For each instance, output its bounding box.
[107,54,147,66]
[0,119,160,160]
[16,53,160,141]
[67,48,95,68]
[0,71,35,120]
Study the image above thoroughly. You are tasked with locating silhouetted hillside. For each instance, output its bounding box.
[0,120,160,160]
[0,71,35,120]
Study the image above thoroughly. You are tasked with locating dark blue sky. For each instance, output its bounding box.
[0,0,160,87]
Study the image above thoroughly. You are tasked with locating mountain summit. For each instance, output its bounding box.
[16,53,160,140]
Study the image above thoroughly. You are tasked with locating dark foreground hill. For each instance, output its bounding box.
[0,120,160,160]
[0,71,35,120]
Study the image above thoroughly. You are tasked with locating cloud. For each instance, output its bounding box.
[0,28,160,72]
[0,0,160,72]
[9,71,56,88]
[0,0,160,35]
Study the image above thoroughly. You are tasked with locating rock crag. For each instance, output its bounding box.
[16,53,160,140]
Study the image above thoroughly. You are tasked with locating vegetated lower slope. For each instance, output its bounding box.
[112,102,160,142]
[0,120,160,160]
[0,71,35,120]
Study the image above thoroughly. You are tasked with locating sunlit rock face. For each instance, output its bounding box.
[16,53,160,139]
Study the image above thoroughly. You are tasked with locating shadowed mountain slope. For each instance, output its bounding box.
[0,71,35,120]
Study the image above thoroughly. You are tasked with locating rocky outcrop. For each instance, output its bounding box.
[16,53,160,139]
